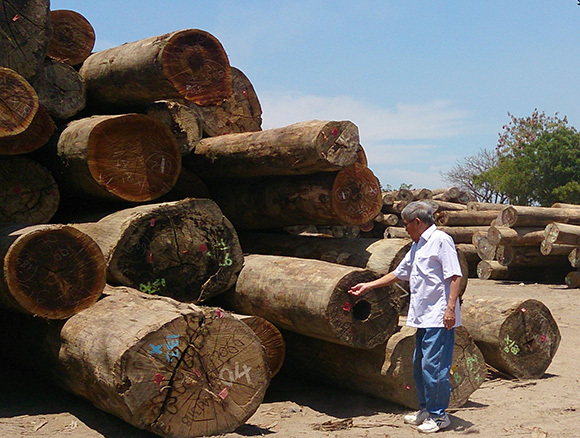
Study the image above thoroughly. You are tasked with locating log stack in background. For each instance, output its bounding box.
[0,3,567,437]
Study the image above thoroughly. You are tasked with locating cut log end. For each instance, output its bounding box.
[162,29,233,106]
[4,225,105,319]
[0,67,39,137]
[0,104,55,155]
[84,114,181,202]
[316,121,360,168]
[48,10,96,66]
[332,164,382,225]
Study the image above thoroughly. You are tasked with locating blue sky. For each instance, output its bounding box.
[51,1,580,190]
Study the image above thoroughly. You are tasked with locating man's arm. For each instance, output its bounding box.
[443,274,462,329]
[348,271,400,296]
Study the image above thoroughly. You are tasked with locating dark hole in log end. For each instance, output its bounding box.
[352,300,371,321]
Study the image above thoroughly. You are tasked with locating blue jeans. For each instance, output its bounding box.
[413,327,455,417]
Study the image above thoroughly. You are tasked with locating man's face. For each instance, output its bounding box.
[404,217,423,242]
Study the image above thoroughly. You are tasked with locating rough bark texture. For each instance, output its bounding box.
[0,285,271,437]
[184,120,360,179]
[194,66,262,136]
[72,198,243,303]
[435,210,499,226]
[219,254,401,349]
[0,224,105,319]
[0,0,51,79]
[54,114,181,202]
[499,205,580,227]
[0,103,55,155]
[486,226,545,246]
[282,325,486,409]
[544,222,580,245]
[0,67,39,137]
[208,164,382,230]
[79,29,232,107]
[0,155,59,224]
[47,9,95,66]
[30,58,86,120]
[461,296,561,379]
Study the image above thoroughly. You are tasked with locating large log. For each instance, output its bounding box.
[54,114,181,202]
[73,198,243,303]
[0,67,39,137]
[47,9,95,66]
[0,285,270,437]
[282,326,486,409]
[499,205,580,227]
[435,209,499,226]
[194,66,262,136]
[30,58,86,120]
[496,245,569,267]
[0,224,105,319]
[208,164,382,230]
[184,120,360,179]
[0,104,55,155]
[79,29,232,107]
[219,254,401,349]
[544,222,580,245]
[0,155,60,224]
[486,225,545,246]
[0,0,51,79]
[462,296,561,379]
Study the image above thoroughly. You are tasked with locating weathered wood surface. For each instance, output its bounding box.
[73,198,243,303]
[568,248,580,268]
[435,210,499,226]
[462,296,561,379]
[208,164,382,230]
[499,205,580,227]
[474,235,497,261]
[0,104,55,155]
[486,226,545,246]
[219,254,401,349]
[0,0,51,79]
[0,67,39,137]
[0,155,59,225]
[0,224,105,319]
[0,285,270,437]
[467,201,506,211]
[184,120,360,179]
[54,114,181,202]
[432,200,468,211]
[30,58,86,120]
[282,325,486,409]
[47,9,95,66]
[544,222,580,245]
[565,270,580,288]
[194,66,262,136]
[233,313,285,377]
[496,245,569,267]
[80,29,232,107]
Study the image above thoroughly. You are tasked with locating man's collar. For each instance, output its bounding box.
[419,224,437,242]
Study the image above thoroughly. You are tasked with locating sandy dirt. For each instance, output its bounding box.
[1,278,578,438]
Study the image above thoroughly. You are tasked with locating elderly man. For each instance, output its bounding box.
[349,200,462,433]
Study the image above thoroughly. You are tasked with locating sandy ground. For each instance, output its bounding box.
[1,278,578,438]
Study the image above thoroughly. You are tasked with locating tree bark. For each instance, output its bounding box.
[73,198,243,303]
[0,155,59,225]
[0,67,39,137]
[496,245,569,267]
[232,314,285,377]
[539,240,577,257]
[219,254,401,349]
[79,29,233,107]
[432,200,468,211]
[30,58,86,120]
[0,0,51,79]
[193,66,262,136]
[499,205,580,227]
[461,296,561,379]
[467,201,506,211]
[435,210,499,226]
[0,223,105,319]
[47,9,95,66]
[146,100,203,156]
[54,114,181,202]
[208,164,382,230]
[0,285,270,437]
[282,325,486,409]
[184,120,361,179]
[486,226,545,246]
[0,104,55,155]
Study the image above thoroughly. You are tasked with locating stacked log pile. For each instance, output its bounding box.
[0,2,564,436]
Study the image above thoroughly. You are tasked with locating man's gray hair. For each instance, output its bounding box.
[401,201,435,226]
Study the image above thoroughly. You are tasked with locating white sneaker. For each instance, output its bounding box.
[418,413,451,433]
[403,409,429,425]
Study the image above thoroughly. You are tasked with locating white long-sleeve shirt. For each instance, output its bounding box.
[393,224,463,328]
